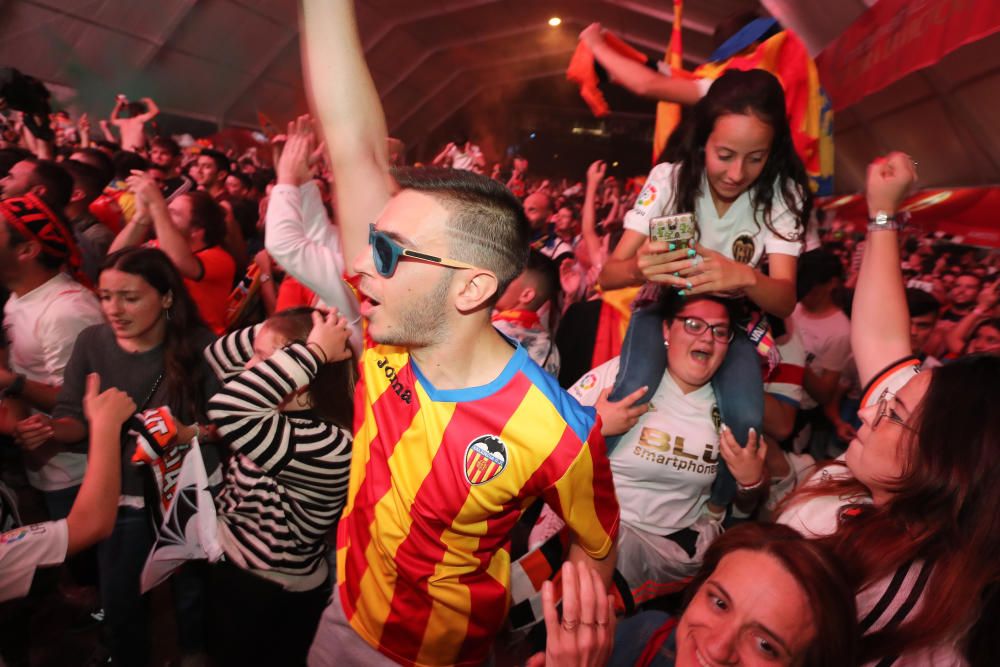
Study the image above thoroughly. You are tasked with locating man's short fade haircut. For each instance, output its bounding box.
[23,158,74,210]
[390,166,530,302]
[72,147,114,185]
[63,160,107,202]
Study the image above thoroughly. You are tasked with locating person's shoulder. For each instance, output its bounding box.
[73,322,108,343]
[190,326,219,349]
[647,161,678,180]
[568,357,620,398]
[518,353,600,442]
[778,462,866,538]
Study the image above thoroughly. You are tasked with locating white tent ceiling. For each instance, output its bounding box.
[2,0,998,193]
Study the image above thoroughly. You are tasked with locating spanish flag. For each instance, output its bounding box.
[591,286,642,368]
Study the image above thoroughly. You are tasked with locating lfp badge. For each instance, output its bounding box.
[464,435,508,485]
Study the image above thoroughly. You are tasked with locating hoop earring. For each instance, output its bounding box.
[165,308,172,321]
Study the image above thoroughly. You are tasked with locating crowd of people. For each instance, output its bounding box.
[0,2,997,667]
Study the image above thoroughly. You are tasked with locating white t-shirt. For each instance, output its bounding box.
[790,304,852,409]
[569,357,720,535]
[444,144,484,172]
[0,519,68,602]
[764,324,807,408]
[623,162,803,268]
[4,273,105,491]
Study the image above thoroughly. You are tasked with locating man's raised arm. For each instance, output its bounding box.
[300,0,393,272]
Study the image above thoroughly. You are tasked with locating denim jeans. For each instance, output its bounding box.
[96,507,208,666]
[41,484,79,520]
[606,304,764,507]
[97,507,153,667]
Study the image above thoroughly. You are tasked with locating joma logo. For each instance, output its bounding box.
[377,357,412,404]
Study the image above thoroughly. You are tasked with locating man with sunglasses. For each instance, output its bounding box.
[300,2,619,666]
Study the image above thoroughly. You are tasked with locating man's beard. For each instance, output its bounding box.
[372,272,452,348]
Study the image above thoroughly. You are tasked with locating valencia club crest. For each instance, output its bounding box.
[464,435,508,485]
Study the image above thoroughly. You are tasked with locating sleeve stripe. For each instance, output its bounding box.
[860,356,921,408]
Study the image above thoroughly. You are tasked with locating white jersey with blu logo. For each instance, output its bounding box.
[570,358,721,535]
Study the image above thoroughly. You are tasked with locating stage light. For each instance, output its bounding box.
[548,17,562,27]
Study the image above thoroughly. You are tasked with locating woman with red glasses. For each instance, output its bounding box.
[769,154,999,665]
[529,291,765,605]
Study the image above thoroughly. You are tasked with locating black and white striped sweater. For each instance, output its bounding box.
[205,326,352,591]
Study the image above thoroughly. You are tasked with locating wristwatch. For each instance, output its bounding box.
[868,210,900,231]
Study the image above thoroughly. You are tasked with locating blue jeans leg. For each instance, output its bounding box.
[97,507,153,667]
[171,561,208,654]
[41,484,79,520]
[708,333,764,507]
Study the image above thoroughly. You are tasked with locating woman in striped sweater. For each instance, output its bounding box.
[203,307,355,667]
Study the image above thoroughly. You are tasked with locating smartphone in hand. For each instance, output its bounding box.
[650,213,695,248]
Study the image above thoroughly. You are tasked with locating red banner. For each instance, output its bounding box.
[819,186,1000,248]
[817,0,1000,111]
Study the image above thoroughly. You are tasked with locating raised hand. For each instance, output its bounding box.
[527,560,616,667]
[579,22,605,47]
[866,151,918,215]
[126,169,165,209]
[586,160,607,189]
[276,115,317,186]
[83,373,136,427]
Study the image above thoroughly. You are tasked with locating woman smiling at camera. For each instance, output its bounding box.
[529,522,856,667]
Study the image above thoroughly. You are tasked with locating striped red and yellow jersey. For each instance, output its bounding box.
[336,342,619,666]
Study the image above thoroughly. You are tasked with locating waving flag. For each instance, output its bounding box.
[130,408,223,593]
[139,436,222,593]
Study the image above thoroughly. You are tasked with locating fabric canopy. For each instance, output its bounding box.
[819,186,1000,248]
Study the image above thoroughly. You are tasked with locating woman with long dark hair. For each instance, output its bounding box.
[596,69,813,516]
[775,154,999,665]
[201,306,355,666]
[45,247,220,666]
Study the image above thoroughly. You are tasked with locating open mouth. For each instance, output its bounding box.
[690,347,712,363]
